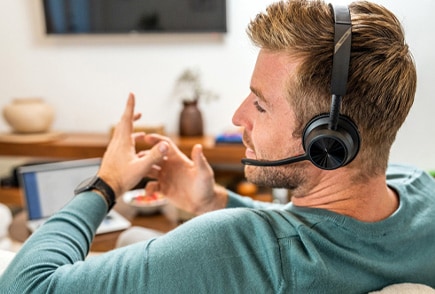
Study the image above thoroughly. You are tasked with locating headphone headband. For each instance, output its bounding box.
[301,4,360,170]
[330,4,352,96]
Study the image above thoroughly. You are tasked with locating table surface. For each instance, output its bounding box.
[9,199,178,252]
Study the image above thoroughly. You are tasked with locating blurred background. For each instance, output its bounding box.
[0,0,434,170]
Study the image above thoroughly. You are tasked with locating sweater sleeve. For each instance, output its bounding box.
[0,192,107,293]
[0,190,285,293]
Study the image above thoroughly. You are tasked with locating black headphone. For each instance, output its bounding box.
[241,4,360,170]
[301,4,360,170]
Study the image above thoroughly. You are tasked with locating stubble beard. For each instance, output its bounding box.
[244,163,307,192]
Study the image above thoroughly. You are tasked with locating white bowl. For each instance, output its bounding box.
[122,189,168,215]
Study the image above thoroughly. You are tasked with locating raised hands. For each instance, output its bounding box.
[97,93,227,215]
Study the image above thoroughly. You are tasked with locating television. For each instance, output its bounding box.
[42,0,227,34]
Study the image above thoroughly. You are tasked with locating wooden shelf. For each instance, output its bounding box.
[0,132,245,165]
[0,132,246,207]
[0,187,23,207]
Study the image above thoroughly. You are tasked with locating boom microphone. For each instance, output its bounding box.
[241,153,309,167]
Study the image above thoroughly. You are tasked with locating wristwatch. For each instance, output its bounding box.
[74,176,116,211]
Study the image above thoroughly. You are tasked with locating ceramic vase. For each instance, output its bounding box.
[179,100,204,137]
[2,98,54,134]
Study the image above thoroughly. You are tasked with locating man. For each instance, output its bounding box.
[1,1,435,293]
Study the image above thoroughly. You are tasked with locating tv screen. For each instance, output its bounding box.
[42,0,227,34]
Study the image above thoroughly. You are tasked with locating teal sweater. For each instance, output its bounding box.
[1,164,435,293]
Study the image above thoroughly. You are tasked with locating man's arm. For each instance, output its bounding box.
[0,93,170,292]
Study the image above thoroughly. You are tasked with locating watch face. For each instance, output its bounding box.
[75,176,98,194]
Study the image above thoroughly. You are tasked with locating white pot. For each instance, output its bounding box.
[3,98,54,134]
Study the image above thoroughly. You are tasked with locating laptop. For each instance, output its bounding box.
[18,158,131,234]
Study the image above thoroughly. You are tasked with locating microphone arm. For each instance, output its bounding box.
[241,153,309,167]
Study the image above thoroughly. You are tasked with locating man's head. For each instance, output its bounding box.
[237,0,416,182]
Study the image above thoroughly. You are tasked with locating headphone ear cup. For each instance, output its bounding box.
[303,114,360,170]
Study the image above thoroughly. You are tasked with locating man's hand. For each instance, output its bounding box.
[98,93,169,198]
[144,134,228,215]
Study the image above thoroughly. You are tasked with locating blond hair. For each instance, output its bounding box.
[247,0,416,175]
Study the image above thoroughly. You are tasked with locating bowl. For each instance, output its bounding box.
[122,189,168,215]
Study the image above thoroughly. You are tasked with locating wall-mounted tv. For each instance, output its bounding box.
[42,0,227,34]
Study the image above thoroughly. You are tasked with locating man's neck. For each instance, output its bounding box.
[290,171,399,222]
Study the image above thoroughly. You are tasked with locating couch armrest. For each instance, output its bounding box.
[0,249,16,276]
[370,283,435,293]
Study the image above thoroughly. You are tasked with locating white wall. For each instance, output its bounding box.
[0,1,434,170]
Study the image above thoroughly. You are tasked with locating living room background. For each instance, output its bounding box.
[0,0,434,169]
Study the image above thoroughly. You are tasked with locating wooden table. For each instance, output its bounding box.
[9,199,178,252]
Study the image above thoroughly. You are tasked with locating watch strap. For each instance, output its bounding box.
[92,177,116,211]
[75,176,116,212]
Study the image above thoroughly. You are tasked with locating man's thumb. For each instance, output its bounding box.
[148,141,169,163]
[191,144,211,171]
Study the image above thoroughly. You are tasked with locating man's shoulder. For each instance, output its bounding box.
[194,207,292,230]
[175,207,301,244]
[387,163,435,208]
[387,163,435,187]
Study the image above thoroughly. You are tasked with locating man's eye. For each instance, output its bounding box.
[254,101,266,113]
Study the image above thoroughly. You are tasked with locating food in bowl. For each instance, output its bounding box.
[123,189,167,214]
[130,192,164,204]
